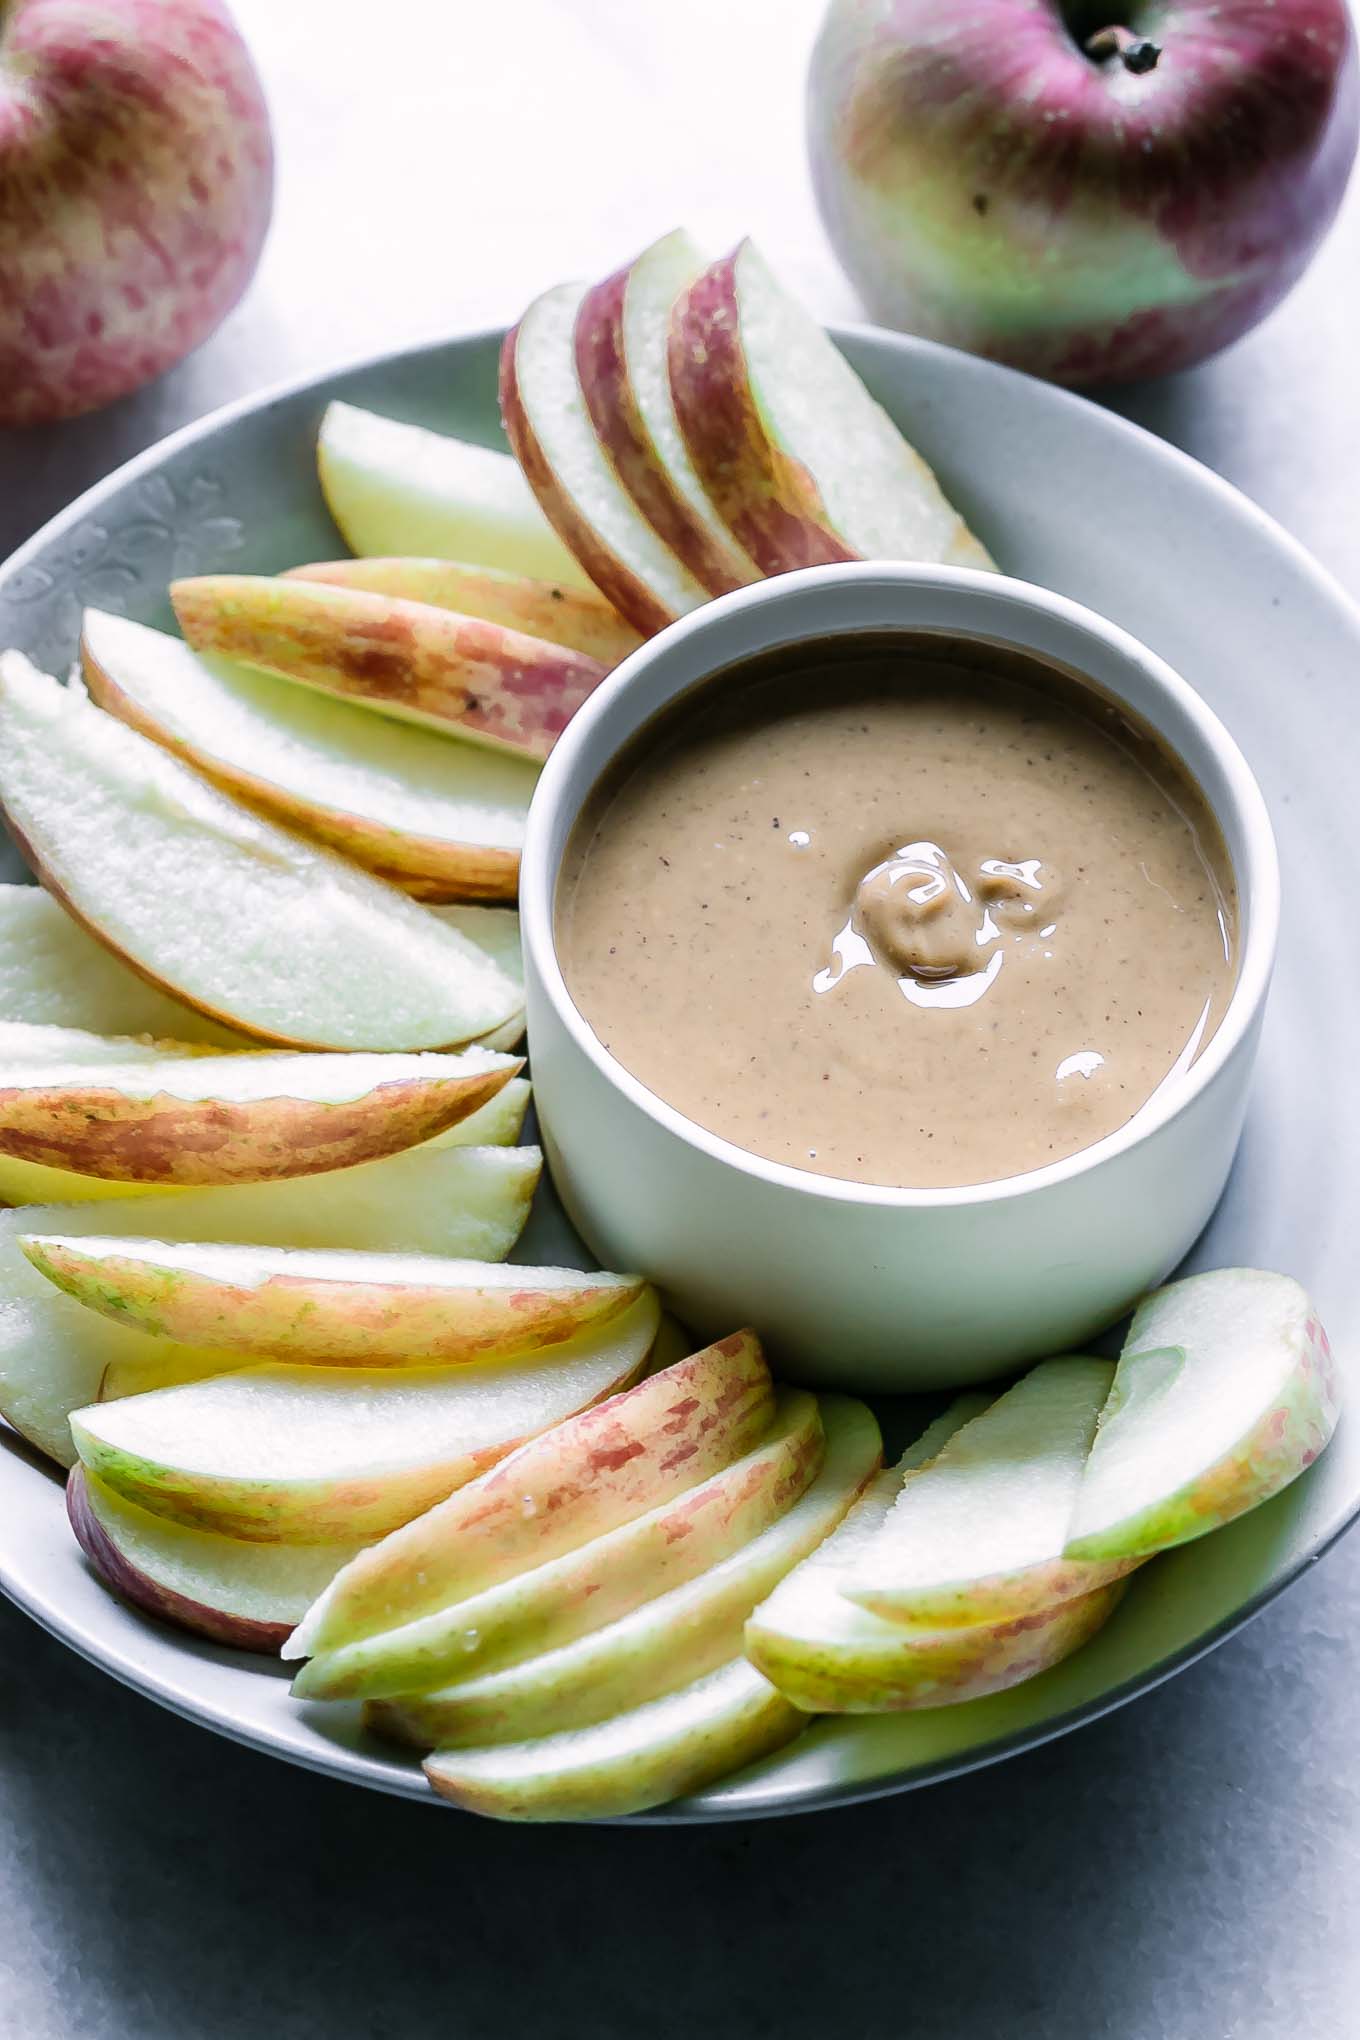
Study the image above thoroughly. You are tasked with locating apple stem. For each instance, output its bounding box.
[1084,25,1161,72]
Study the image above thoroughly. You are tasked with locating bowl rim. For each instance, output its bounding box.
[521,559,1281,1211]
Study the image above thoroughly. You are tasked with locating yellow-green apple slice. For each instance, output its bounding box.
[316,401,591,586]
[287,1329,773,1661]
[66,1466,363,1652]
[170,576,605,761]
[422,1656,802,1822]
[81,609,536,903]
[669,239,994,576]
[25,1237,644,1366]
[842,1359,1134,1627]
[746,1396,1123,1711]
[575,231,760,597]
[284,558,643,668]
[69,1288,661,1543]
[0,1144,541,1464]
[0,1143,541,1305]
[0,654,521,1050]
[366,1394,881,1749]
[0,882,250,1047]
[1065,1271,1341,1565]
[501,281,709,635]
[0,1031,520,1187]
[291,1387,823,1699]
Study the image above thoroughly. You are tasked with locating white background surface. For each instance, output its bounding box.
[2,3,1359,2035]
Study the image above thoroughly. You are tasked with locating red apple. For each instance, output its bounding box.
[808,0,1359,386]
[0,0,273,426]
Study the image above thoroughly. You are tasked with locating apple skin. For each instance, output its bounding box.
[0,0,273,426]
[807,0,1360,386]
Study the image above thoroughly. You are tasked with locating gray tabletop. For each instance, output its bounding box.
[3,5,1358,2035]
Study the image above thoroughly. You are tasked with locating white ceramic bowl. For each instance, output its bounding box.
[522,564,1279,1390]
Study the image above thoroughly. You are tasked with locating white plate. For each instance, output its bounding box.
[0,326,1356,1823]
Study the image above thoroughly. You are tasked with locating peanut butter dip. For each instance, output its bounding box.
[555,633,1237,1188]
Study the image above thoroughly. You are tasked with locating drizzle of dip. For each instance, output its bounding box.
[555,633,1237,1189]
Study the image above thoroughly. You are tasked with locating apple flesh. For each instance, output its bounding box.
[808,0,1360,387]
[284,559,643,670]
[170,576,606,761]
[25,1236,644,1366]
[365,1393,882,1749]
[669,239,994,576]
[1066,1270,1341,1562]
[66,1466,362,1652]
[82,610,537,903]
[68,1289,661,1543]
[575,231,759,596]
[291,1388,824,1700]
[288,1329,775,1660]
[841,1359,1135,1626]
[501,281,709,635]
[0,654,522,1050]
[0,1028,520,1185]
[422,1657,803,1823]
[316,402,591,587]
[0,0,273,426]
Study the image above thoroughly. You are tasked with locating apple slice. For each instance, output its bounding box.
[0,654,521,1050]
[82,609,537,903]
[291,1387,823,1700]
[366,1394,881,1749]
[0,1143,541,1305]
[575,231,760,597]
[67,1466,363,1652]
[170,576,605,760]
[423,1657,802,1822]
[26,1236,644,1366]
[0,1027,520,1186]
[1065,1271,1341,1565]
[69,1289,661,1543]
[316,401,591,587]
[670,239,994,576]
[0,881,250,1047]
[745,1396,1124,1711]
[842,1360,1135,1627]
[501,281,710,635]
[287,1329,774,1660]
[284,559,643,669]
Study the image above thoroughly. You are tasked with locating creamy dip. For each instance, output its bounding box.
[555,633,1237,1189]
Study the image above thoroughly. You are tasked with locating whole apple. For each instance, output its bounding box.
[808,0,1360,385]
[0,0,273,425]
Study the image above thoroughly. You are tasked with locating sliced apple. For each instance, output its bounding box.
[422,1657,803,1822]
[170,576,605,761]
[284,559,643,669]
[82,610,537,903]
[501,281,710,635]
[26,1237,644,1366]
[0,655,521,1050]
[1065,1271,1341,1565]
[575,231,760,597]
[842,1360,1135,1628]
[291,1387,823,1699]
[0,1028,520,1186]
[287,1329,774,1661]
[746,1397,1123,1712]
[69,1289,661,1543]
[670,239,994,576]
[0,882,249,1047]
[366,1393,881,1749]
[0,1143,540,1305]
[67,1466,363,1651]
[316,400,591,587]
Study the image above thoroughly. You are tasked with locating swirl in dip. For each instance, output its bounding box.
[554,632,1237,1189]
